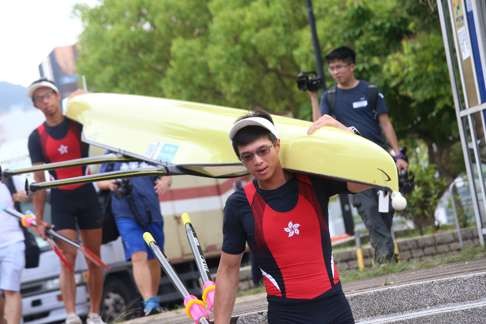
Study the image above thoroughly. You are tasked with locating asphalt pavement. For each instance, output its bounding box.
[123,257,486,324]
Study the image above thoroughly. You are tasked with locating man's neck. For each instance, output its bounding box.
[45,114,64,127]
[337,78,359,90]
[257,168,289,190]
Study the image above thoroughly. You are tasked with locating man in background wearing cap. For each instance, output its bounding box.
[27,79,105,324]
[214,111,368,323]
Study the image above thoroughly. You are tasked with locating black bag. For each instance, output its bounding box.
[99,190,120,244]
[21,225,40,269]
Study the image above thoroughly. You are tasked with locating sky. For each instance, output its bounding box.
[0,0,98,164]
[0,0,98,87]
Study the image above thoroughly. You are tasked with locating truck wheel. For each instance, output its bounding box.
[101,278,140,322]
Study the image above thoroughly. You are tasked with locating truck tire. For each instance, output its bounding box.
[101,277,141,322]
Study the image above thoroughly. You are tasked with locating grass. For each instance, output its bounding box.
[340,245,486,283]
[333,224,460,251]
[237,245,486,297]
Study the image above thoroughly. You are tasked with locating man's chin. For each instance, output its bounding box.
[254,171,271,182]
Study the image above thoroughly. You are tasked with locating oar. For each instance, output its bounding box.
[4,209,74,271]
[0,153,137,177]
[143,232,210,324]
[26,167,171,192]
[46,237,74,272]
[4,208,107,269]
[24,163,246,193]
[181,213,216,312]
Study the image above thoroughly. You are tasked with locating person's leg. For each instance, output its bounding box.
[116,217,162,315]
[133,252,163,316]
[79,228,103,314]
[76,185,105,319]
[383,208,398,261]
[0,241,25,324]
[146,222,163,296]
[56,229,79,314]
[148,259,161,295]
[51,190,80,319]
[131,251,156,299]
[3,290,21,324]
[115,217,156,299]
[0,293,5,324]
[352,189,394,264]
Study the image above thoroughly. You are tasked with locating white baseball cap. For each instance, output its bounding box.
[27,79,59,99]
[229,117,280,140]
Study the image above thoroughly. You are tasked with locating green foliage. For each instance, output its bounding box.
[401,143,447,234]
[75,0,212,96]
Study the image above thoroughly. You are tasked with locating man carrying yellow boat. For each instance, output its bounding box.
[214,110,370,324]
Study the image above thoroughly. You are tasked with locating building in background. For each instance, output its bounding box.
[39,44,80,99]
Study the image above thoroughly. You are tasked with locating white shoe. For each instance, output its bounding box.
[86,313,106,324]
[65,313,82,324]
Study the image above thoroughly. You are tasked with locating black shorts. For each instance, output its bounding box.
[50,184,103,231]
[267,285,355,324]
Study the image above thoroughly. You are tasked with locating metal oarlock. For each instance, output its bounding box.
[3,208,107,269]
[181,212,216,311]
[143,232,210,324]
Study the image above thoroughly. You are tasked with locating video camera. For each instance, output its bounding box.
[399,170,415,194]
[394,148,415,194]
[296,71,322,92]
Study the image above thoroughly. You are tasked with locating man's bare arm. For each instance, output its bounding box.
[214,252,243,324]
[308,91,321,122]
[32,168,48,237]
[347,182,371,193]
[378,114,408,171]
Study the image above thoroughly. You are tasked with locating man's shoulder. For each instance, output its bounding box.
[63,117,83,132]
[226,187,248,206]
[326,85,337,93]
[226,185,253,213]
[28,124,43,142]
[30,121,45,133]
[359,80,381,92]
[224,187,251,225]
[66,117,82,126]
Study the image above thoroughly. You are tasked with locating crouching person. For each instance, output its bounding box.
[98,162,171,316]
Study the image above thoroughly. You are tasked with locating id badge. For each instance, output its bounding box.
[378,190,390,213]
[353,100,368,109]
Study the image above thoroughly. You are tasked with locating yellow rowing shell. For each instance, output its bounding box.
[66,93,399,193]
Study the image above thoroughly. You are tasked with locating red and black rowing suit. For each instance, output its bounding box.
[222,174,355,323]
[28,118,102,230]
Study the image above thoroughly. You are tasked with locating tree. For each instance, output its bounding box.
[75,0,212,96]
[76,0,463,179]
[400,139,447,233]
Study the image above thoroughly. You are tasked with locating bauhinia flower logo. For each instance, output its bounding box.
[284,221,300,237]
[57,144,69,155]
